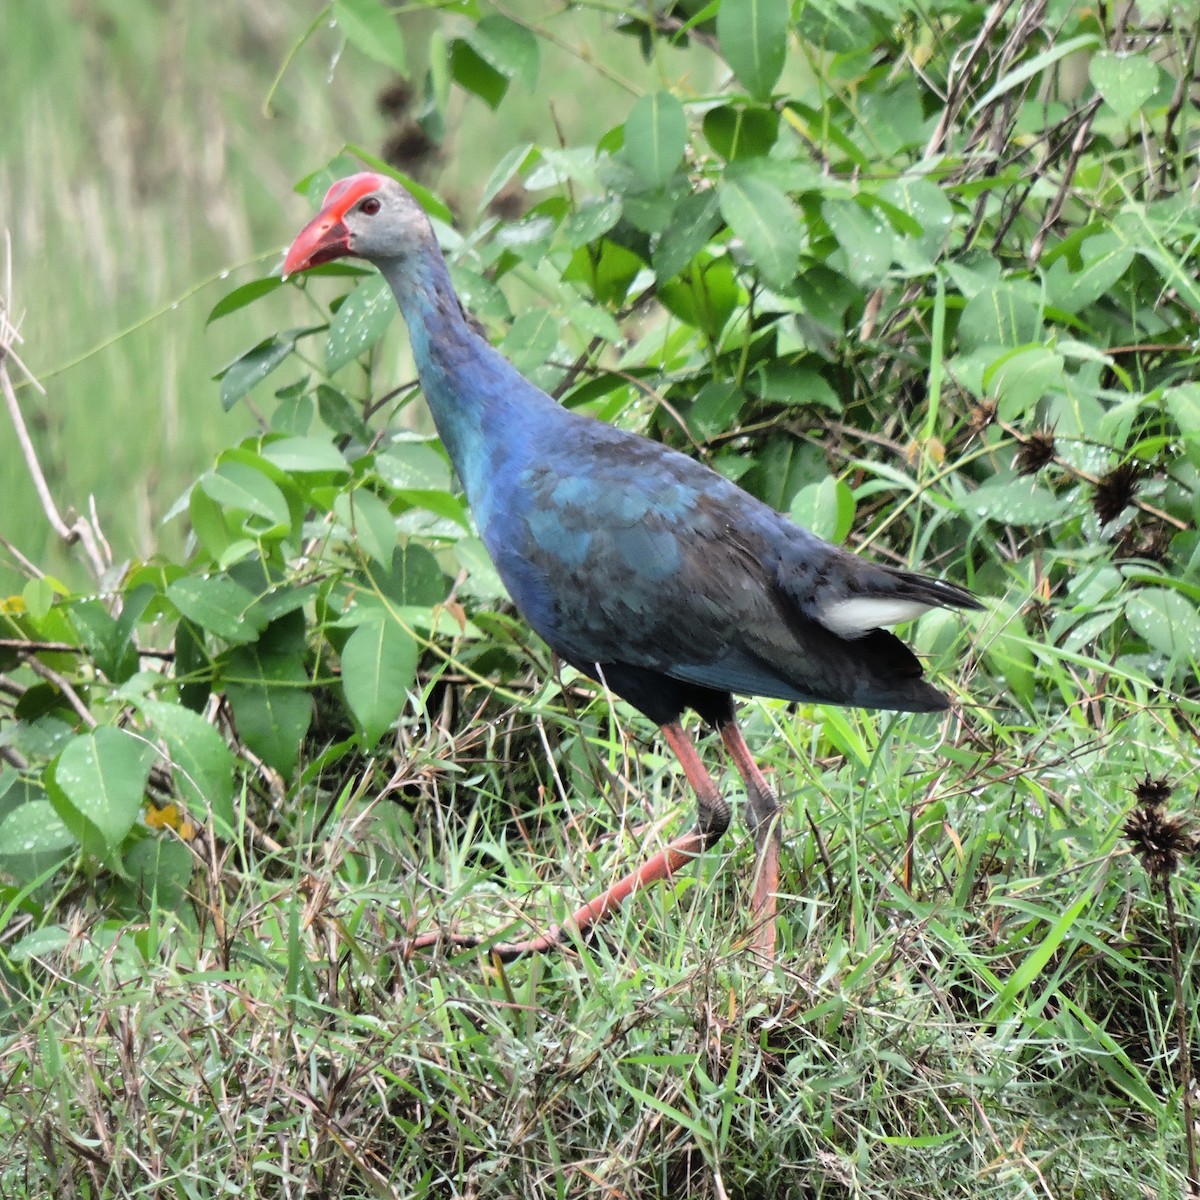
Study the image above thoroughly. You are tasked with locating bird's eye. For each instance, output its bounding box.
[360,197,381,216]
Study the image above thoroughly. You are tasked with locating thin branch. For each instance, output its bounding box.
[0,236,110,582]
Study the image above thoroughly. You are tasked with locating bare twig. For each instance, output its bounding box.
[0,232,110,583]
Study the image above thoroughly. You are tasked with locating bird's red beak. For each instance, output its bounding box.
[282,171,388,278]
[283,215,351,276]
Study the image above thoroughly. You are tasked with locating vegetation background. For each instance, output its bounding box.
[1,1,1198,1197]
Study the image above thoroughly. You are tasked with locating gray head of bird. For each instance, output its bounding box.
[283,172,432,276]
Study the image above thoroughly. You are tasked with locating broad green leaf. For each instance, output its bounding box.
[223,630,312,778]
[334,489,397,568]
[467,15,539,90]
[9,927,74,964]
[326,276,395,373]
[199,462,291,532]
[719,168,802,289]
[789,476,855,543]
[623,92,688,187]
[189,485,236,562]
[0,799,75,862]
[957,282,1042,352]
[120,836,195,911]
[333,0,406,72]
[317,384,375,444]
[879,176,954,264]
[372,543,450,607]
[754,364,841,412]
[500,309,558,373]
[687,381,744,441]
[377,439,452,491]
[985,346,1066,421]
[480,143,538,211]
[823,198,895,288]
[1046,232,1135,314]
[48,727,155,861]
[703,104,779,160]
[563,238,644,308]
[166,575,266,645]
[260,436,349,475]
[207,277,285,325]
[717,0,789,100]
[1090,51,1158,122]
[1165,384,1200,469]
[450,38,508,109]
[653,190,722,281]
[563,199,622,249]
[967,474,1066,527]
[139,699,237,833]
[341,616,418,745]
[1125,588,1200,661]
[215,329,319,411]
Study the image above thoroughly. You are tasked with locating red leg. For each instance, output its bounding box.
[719,718,780,960]
[401,719,731,962]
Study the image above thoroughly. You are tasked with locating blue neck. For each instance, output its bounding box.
[377,248,554,528]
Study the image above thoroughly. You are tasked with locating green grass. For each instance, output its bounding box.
[2,673,1196,1196]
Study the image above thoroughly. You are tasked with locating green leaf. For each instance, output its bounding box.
[199,462,292,533]
[215,329,320,411]
[703,104,779,160]
[719,168,802,289]
[222,626,312,778]
[500,309,558,373]
[260,436,349,475]
[467,15,539,91]
[717,0,789,101]
[623,92,688,187]
[139,699,237,833]
[317,384,375,444]
[120,836,195,912]
[687,381,744,441]
[341,616,418,745]
[1046,232,1135,314]
[957,282,1042,352]
[207,277,285,325]
[450,38,508,109]
[1089,51,1158,122]
[969,33,1101,116]
[334,489,397,568]
[985,346,1066,422]
[47,727,154,861]
[653,190,722,282]
[1125,588,1200,661]
[372,543,449,607]
[333,0,405,72]
[1164,384,1200,469]
[879,176,954,265]
[967,474,1066,527]
[789,476,855,543]
[326,276,395,374]
[0,799,75,869]
[823,198,895,288]
[166,575,267,645]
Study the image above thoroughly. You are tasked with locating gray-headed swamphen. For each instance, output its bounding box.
[283,173,981,960]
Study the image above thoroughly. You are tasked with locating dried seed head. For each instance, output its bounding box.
[1134,775,1173,807]
[1092,461,1140,525]
[1014,428,1057,475]
[968,400,998,435]
[377,79,414,119]
[1123,776,1197,878]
